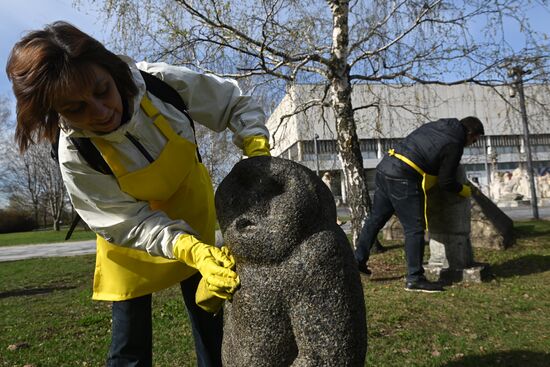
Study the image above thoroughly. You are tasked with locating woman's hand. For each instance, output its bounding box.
[173,235,240,298]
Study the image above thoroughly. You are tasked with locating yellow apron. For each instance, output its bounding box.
[387,149,437,231]
[90,95,217,301]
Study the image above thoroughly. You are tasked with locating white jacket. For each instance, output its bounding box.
[58,58,269,259]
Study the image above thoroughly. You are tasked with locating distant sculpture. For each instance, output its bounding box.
[321,171,333,191]
[322,171,345,224]
[512,167,530,199]
[498,171,523,201]
[539,173,550,198]
[215,156,367,367]
[488,168,550,203]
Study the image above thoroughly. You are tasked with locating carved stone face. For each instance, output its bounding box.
[215,156,337,264]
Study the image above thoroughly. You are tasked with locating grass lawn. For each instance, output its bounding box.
[0,228,96,247]
[1,220,549,366]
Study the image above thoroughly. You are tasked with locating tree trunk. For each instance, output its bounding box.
[328,0,370,247]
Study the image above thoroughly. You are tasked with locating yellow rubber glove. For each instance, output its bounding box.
[173,235,240,300]
[196,279,225,314]
[243,135,271,157]
[195,247,236,314]
[458,184,472,198]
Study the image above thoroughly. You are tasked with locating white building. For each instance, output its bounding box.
[266,83,550,203]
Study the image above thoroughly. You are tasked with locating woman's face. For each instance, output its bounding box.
[54,64,123,133]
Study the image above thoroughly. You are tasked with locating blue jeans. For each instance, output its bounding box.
[355,170,426,282]
[107,272,223,367]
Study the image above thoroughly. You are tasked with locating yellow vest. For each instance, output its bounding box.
[90,95,217,301]
[387,149,438,231]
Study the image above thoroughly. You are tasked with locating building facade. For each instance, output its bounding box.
[266,83,550,203]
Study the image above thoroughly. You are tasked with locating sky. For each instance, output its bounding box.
[0,0,108,207]
[0,0,109,101]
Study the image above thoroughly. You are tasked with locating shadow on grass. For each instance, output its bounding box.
[372,244,403,252]
[514,223,550,239]
[0,285,76,299]
[491,255,550,278]
[442,350,550,367]
[369,275,404,282]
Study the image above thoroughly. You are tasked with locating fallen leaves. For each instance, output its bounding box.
[7,342,29,351]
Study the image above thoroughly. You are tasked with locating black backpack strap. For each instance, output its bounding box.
[51,128,112,175]
[65,215,81,241]
[50,128,61,162]
[70,137,113,175]
[64,137,111,241]
[139,70,189,111]
[139,70,202,162]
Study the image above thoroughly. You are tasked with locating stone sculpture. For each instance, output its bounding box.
[470,188,514,250]
[488,168,550,204]
[425,166,489,283]
[540,173,550,202]
[215,156,367,367]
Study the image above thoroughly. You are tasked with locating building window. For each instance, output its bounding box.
[464,163,485,172]
[359,139,377,158]
[464,146,485,155]
[489,135,521,147]
[496,162,519,170]
[362,151,378,159]
[380,138,403,151]
[532,145,550,153]
[529,134,550,145]
[494,146,519,154]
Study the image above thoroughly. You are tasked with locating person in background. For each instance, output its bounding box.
[321,171,346,226]
[355,117,484,292]
[6,21,270,366]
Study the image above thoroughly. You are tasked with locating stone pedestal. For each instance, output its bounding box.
[425,235,490,284]
[425,166,490,284]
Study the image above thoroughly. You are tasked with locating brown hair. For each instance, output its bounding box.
[6,21,138,152]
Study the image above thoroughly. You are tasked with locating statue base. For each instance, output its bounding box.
[424,263,491,285]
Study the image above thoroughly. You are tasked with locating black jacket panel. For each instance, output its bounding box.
[377,118,467,192]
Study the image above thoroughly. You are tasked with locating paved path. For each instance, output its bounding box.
[1,240,96,262]
[1,206,548,262]
[492,205,550,221]
[338,205,550,221]
[336,205,550,234]
[0,231,225,262]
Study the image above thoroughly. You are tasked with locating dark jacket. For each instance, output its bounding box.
[377,118,467,193]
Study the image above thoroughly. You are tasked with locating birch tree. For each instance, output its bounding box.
[79,0,549,244]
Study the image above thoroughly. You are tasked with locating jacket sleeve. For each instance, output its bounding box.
[135,61,269,149]
[438,143,464,192]
[58,136,197,260]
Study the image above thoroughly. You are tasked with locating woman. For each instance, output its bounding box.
[6,21,270,366]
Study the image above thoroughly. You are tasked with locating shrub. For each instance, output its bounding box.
[0,209,38,233]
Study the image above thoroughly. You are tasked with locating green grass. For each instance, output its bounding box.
[0,256,197,366]
[1,220,549,366]
[0,228,96,247]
